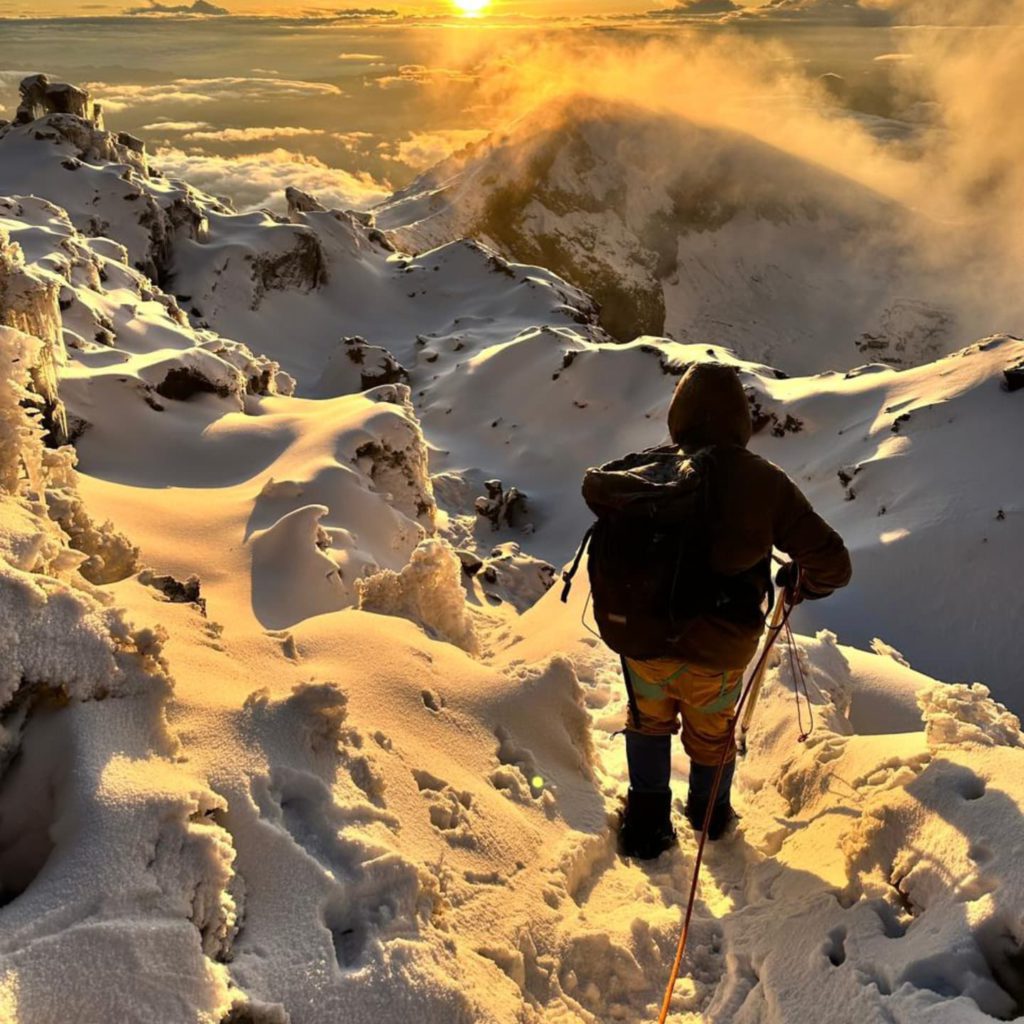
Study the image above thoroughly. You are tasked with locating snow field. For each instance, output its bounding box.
[1,90,1023,1023]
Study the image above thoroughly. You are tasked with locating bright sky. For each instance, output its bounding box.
[0,0,764,18]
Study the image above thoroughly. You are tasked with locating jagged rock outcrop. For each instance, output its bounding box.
[249,228,328,307]
[0,75,226,284]
[285,187,327,219]
[16,74,101,126]
[474,479,530,531]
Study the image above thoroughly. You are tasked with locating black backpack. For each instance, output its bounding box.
[559,446,712,659]
[561,446,768,660]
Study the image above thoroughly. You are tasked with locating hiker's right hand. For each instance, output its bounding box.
[775,561,803,605]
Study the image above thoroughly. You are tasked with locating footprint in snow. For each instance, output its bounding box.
[421,688,444,713]
[412,768,477,847]
[253,769,427,971]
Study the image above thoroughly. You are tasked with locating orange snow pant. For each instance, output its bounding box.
[623,657,744,766]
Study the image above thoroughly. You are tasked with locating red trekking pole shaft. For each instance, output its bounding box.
[738,587,788,756]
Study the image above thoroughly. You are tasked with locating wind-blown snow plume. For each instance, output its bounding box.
[405,16,1024,343]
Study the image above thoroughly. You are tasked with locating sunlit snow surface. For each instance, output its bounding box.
[1,102,1023,1023]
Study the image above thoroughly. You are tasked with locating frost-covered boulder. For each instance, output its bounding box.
[0,228,67,445]
[357,538,478,653]
[350,386,436,530]
[43,447,139,584]
[0,324,168,716]
[475,542,556,612]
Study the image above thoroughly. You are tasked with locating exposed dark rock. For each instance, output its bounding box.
[747,390,772,434]
[140,192,211,286]
[247,367,277,396]
[366,227,394,251]
[746,388,804,437]
[639,343,685,376]
[474,480,530,531]
[456,549,484,576]
[141,570,206,615]
[487,253,516,278]
[154,366,232,402]
[64,413,91,443]
[838,464,861,501]
[249,229,327,307]
[116,131,144,154]
[1004,362,1024,392]
[771,414,804,438]
[219,998,290,1024]
[344,337,409,390]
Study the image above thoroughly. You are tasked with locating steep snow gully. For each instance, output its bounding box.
[1,76,1024,1024]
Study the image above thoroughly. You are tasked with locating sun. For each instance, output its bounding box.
[452,0,490,15]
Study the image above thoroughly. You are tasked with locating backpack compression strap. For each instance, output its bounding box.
[560,525,595,603]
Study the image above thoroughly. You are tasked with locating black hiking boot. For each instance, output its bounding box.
[618,789,678,860]
[684,797,739,841]
[685,760,738,842]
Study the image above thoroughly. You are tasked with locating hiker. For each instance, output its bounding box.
[566,362,851,859]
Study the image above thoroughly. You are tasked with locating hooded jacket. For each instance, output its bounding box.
[664,362,852,670]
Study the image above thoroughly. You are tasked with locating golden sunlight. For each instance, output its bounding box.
[452,0,491,16]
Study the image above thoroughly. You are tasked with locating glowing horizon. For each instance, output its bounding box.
[452,0,491,15]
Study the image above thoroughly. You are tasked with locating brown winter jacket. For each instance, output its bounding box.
[666,362,852,671]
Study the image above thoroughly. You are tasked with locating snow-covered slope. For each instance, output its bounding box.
[375,97,981,374]
[2,75,1024,1024]
[0,109,604,396]
[414,326,1024,695]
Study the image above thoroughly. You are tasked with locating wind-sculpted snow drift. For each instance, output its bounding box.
[1,76,1024,1023]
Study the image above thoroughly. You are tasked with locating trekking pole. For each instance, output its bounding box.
[737,586,788,757]
[655,589,794,1024]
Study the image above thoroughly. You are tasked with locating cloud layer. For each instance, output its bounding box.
[153,146,390,212]
[86,76,344,113]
